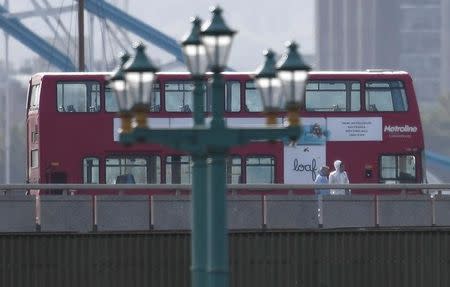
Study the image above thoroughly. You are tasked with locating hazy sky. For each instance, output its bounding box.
[4,0,315,71]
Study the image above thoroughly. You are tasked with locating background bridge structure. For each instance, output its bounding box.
[0,4,76,71]
[0,0,183,71]
[0,0,185,183]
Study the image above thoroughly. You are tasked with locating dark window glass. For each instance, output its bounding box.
[244,81,263,112]
[380,155,416,182]
[29,84,41,110]
[205,80,238,112]
[305,81,361,111]
[31,149,39,168]
[365,80,408,112]
[246,156,275,183]
[165,155,192,184]
[165,81,194,112]
[106,156,160,184]
[105,83,160,112]
[57,81,100,112]
[83,157,99,184]
[226,156,242,184]
[225,81,241,112]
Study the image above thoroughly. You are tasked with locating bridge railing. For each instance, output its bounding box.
[0,183,449,232]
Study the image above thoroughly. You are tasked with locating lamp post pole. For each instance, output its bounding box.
[110,7,310,287]
[191,75,207,287]
[182,16,209,287]
[207,71,228,287]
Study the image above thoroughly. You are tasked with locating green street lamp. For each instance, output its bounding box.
[276,41,311,126]
[109,52,131,134]
[254,49,282,125]
[123,42,159,129]
[182,17,209,79]
[201,6,236,131]
[181,16,208,287]
[200,7,236,287]
[200,6,236,73]
[182,16,208,126]
[113,7,309,287]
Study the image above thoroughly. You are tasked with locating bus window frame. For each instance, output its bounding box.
[226,155,242,184]
[28,84,41,111]
[55,80,102,113]
[244,80,264,113]
[164,154,192,184]
[163,80,196,113]
[364,79,409,113]
[105,155,161,184]
[224,81,241,113]
[304,80,361,112]
[30,149,39,169]
[378,153,417,183]
[245,155,276,184]
[105,81,161,113]
[82,156,100,184]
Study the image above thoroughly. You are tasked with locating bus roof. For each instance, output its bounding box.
[30,70,412,86]
[31,70,410,77]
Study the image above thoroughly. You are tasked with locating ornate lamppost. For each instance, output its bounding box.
[109,6,310,287]
[181,16,209,287]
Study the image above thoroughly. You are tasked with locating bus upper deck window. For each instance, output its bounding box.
[29,84,41,110]
[165,81,194,112]
[225,81,241,112]
[305,81,360,112]
[105,82,160,112]
[244,81,263,112]
[57,82,101,113]
[365,80,408,112]
[226,156,242,183]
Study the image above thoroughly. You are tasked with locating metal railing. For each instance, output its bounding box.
[0,183,449,191]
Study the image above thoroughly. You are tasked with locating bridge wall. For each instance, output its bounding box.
[0,195,448,232]
[0,230,448,287]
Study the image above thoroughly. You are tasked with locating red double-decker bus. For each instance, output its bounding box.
[26,71,425,194]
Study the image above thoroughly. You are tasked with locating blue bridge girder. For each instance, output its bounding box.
[84,0,184,63]
[0,5,76,72]
[425,150,450,169]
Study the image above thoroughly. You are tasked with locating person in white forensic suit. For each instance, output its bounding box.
[328,160,350,195]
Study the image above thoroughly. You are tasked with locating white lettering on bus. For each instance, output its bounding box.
[384,125,418,133]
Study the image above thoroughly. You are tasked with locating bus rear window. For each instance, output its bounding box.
[305,81,361,112]
[365,80,408,112]
[57,81,100,112]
